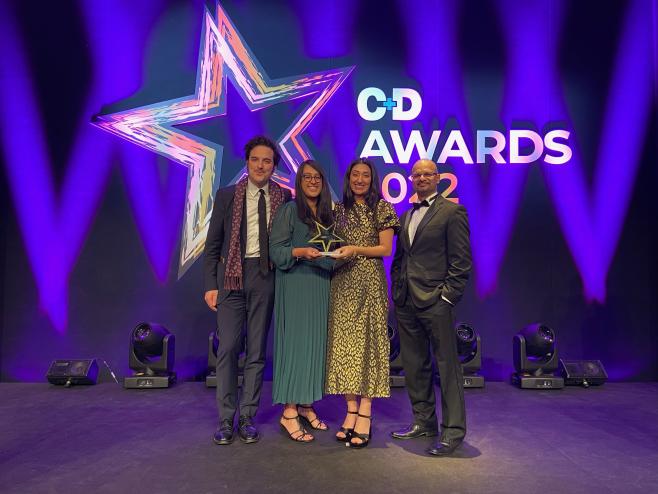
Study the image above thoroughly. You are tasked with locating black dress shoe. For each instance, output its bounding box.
[426,439,463,457]
[238,415,260,444]
[213,419,234,445]
[390,424,439,440]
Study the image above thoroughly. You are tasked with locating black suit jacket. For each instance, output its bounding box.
[390,196,472,308]
[203,185,292,300]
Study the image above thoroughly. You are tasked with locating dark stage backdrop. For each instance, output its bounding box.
[1,0,657,382]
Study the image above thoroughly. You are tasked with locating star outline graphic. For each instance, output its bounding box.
[92,1,354,278]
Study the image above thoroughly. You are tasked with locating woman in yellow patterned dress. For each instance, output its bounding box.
[326,158,399,448]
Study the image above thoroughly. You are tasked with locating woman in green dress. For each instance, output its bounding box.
[270,160,335,443]
[326,158,399,448]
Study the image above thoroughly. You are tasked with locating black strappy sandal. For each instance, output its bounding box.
[336,410,358,442]
[279,415,314,443]
[347,413,372,449]
[297,405,329,431]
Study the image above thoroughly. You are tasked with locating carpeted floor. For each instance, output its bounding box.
[1,381,656,493]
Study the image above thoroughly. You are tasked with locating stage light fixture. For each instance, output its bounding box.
[205,331,246,388]
[124,322,176,389]
[512,323,564,389]
[455,323,484,388]
[388,310,405,387]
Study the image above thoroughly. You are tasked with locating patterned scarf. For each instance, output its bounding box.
[224,177,285,290]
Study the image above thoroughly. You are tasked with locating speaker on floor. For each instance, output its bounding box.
[559,359,608,387]
[46,359,99,386]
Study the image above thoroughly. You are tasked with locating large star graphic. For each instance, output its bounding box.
[92,2,354,277]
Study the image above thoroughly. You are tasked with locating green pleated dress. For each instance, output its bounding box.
[270,202,334,405]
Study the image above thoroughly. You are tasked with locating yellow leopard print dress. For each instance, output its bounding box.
[325,200,399,397]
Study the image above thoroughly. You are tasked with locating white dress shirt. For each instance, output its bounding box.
[244,180,270,258]
[408,192,439,245]
[408,192,454,305]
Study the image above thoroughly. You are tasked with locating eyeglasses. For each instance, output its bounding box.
[302,174,322,183]
[408,172,438,181]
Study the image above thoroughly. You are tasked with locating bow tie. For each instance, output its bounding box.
[412,200,430,210]
[413,194,438,210]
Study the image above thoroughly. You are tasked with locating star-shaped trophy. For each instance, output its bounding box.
[309,221,344,256]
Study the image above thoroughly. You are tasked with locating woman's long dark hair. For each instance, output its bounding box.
[342,158,381,211]
[295,160,334,229]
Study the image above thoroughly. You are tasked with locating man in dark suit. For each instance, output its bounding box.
[203,136,291,445]
[390,159,472,457]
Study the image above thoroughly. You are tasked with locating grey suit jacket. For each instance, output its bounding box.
[202,184,291,301]
[390,196,472,308]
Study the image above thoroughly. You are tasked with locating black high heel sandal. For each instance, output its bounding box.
[297,405,329,431]
[336,410,358,442]
[347,413,372,449]
[279,415,313,443]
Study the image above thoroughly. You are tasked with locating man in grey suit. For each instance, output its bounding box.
[390,159,472,456]
[203,136,291,445]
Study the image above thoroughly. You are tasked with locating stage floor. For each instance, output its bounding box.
[1,381,656,493]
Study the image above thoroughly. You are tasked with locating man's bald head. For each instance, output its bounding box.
[410,159,440,200]
[411,159,438,175]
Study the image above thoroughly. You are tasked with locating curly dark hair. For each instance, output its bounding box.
[244,135,280,167]
[342,157,381,211]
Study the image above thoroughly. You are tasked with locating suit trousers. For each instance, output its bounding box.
[395,294,466,442]
[215,259,274,423]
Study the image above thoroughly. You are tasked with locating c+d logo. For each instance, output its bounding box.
[357,87,422,121]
